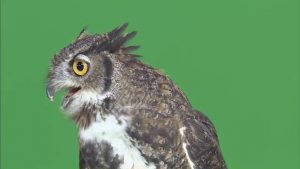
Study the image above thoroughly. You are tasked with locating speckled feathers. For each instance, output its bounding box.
[46,23,227,169]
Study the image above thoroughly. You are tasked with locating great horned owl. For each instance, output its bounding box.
[46,23,227,169]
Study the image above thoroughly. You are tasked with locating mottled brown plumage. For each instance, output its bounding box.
[47,23,227,169]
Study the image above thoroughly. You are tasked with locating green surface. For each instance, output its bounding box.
[1,0,299,169]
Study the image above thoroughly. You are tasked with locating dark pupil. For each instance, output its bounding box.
[76,62,84,71]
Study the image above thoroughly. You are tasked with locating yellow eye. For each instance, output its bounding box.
[72,60,89,76]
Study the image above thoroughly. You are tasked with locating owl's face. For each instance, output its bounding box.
[46,23,137,116]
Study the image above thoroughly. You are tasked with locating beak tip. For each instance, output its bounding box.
[46,88,55,102]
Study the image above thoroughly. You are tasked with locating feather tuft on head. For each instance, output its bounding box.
[76,26,89,40]
[96,23,140,59]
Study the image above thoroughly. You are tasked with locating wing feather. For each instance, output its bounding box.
[182,110,227,169]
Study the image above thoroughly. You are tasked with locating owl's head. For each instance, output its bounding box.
[46,23,139,115]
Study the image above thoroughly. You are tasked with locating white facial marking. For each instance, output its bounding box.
[179,127,195,169]
[80,115,156,169]
[62,91,112,116]
[76,54,90,63]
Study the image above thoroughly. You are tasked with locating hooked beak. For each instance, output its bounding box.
[46,85,55,102]
[46,79,82,103]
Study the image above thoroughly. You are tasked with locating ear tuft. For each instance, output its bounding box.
[120,45,140,53]
[107,23,128,40]
[96,23,141,59]
[108,31,137,53]
[76,26,89,40]
[73,23,141,60]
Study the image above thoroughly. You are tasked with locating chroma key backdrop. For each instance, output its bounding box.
[1,0,299,169]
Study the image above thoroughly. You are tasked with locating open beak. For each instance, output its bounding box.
[46,81,81,102]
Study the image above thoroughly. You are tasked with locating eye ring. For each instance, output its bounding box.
[73,59,89,76]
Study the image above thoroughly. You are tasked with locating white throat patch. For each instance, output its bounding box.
[62,90,112,117]
[80,115,156,169]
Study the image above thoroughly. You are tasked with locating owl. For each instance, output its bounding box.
[46,23,227,169]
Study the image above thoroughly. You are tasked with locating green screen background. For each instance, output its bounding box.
[1,0,299,169]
